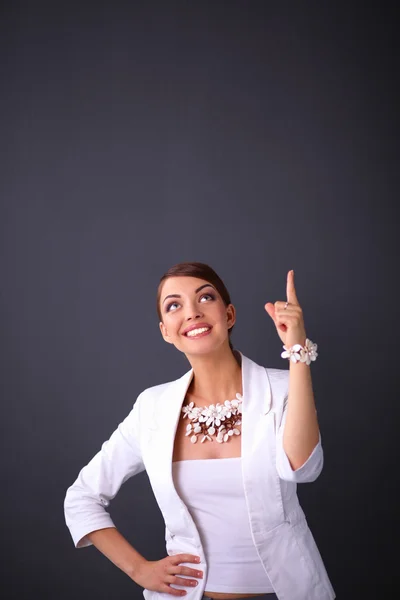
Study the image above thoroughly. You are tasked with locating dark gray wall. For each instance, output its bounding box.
[1,2,397,599]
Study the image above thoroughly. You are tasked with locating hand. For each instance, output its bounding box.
[264,270,307,348]
[134,554,204,596]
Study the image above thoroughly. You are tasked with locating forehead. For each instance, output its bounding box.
[160,276,213,297]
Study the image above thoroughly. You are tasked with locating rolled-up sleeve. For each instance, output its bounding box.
[275,380,324,484]
[64,394,146,548]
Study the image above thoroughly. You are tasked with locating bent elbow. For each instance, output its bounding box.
[276,437,324,483]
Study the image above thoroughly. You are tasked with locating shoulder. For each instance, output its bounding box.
[240,352,289,399]
[265,367,289,392]
[125,379,176,429]
[134,380,172,410]
[264,367,289,414]
[129,373,189,429]
[265,367,290,387]
[134,372,188,409]
[138,380,174,399]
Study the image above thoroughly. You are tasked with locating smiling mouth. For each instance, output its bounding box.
[184,327,212,338]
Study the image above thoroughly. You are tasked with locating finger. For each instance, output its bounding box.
[177,567,203,578]
[167,564,203,579]
[275,302,301,315]
[264,302,276,325]
[166,575,199,588]
[162,584,187,596]
[286,270,299,306]
[172,554,200,565]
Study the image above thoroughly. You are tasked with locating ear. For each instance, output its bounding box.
[226,304,236,330]
[159,321,174,344]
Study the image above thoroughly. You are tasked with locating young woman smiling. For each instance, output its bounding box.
[64,262,336,600]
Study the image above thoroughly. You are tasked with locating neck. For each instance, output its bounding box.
[185,344,242,405]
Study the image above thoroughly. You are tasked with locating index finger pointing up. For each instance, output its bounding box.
[286,270,299,306]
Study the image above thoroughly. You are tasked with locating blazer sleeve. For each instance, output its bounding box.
[275,370,324,483]
[63,393,146,548]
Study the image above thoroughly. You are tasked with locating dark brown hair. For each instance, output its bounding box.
[157,262,235,349]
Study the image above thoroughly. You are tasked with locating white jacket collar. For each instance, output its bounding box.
[155,351,272,429]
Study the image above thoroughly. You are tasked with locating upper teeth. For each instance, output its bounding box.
[186,327,210,337]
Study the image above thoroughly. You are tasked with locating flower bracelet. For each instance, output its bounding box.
[281,338,318,365]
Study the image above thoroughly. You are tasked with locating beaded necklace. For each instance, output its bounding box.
[181,393,243,444]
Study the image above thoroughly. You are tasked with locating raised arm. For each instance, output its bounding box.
[275,368,323,483]
[265,270,323,484]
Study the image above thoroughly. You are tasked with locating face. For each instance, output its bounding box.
[159,276,236,356]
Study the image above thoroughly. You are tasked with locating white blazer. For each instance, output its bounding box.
[64,352,336,600]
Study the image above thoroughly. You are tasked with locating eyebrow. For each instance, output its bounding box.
[162,283,216,305]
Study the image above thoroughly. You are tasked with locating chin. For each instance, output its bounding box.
[182,337,227,357]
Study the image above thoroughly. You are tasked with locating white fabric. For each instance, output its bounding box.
[172,457,275,593]
[64,352,336,600]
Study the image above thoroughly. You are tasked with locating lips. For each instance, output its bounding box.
[182,322,212,336]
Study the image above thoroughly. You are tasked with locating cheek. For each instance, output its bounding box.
[164,315,181,335]
[214,304,229,323]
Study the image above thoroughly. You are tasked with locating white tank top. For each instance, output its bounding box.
[172,457,275,594]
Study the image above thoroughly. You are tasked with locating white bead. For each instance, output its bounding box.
[190,435,197,444]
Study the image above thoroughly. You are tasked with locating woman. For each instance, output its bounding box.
[64,262,336,600]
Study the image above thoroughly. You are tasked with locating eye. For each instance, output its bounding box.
[166,301,179,313]
[200,293,215,302]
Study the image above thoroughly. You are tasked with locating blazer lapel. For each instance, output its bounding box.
[240,352,272,415]
[240,352,274,467]
[240,352,287,528]
[144,368,194,528]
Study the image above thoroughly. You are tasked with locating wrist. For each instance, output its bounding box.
[285,331,307,348]
[281,338,318,365]
[127,554,148,581]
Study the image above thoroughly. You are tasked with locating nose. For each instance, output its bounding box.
[185,302,203,321]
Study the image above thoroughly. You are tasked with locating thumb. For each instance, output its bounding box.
[264,302,276,325]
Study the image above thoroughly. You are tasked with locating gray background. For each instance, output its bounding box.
[1,2,397,599]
